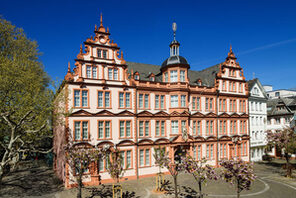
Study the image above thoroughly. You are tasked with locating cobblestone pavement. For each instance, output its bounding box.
[1,161,296,198]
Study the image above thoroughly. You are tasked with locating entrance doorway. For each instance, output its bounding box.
[174,145,187,163]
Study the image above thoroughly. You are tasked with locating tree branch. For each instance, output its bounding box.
[17,110,32,128]
[24,123,46,134]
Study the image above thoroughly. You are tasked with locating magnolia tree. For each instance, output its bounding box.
[153,147,169,174]
[106,148,125,184]
[156,151,182,198]
[65,144,104,198]
[220,159,256,198]
[266,128,296,177]
[181,156,218,198]
[153,147,170,191]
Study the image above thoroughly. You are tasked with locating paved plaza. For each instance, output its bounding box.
[1,161,296,198]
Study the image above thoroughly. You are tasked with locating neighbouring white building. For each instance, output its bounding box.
[266,97,296,157]
[263,85,296,99]
[248,79,268,161]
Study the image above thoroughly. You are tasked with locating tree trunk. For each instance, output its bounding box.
[173,175,178,198]
[284,152,292,177]
[198,180,203,198]
[237,180,240,198]
[77,173,83,198]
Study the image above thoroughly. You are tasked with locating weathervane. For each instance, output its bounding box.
[172,22,177,41]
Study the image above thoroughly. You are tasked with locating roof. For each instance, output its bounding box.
[161,56,189,68]
[126,61,220,87]
[247,78,268,99]
[267,97,296,116]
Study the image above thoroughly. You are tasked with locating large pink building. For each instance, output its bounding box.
[53,15,250,188]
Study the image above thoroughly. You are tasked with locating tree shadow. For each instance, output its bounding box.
[0,163,63,197]
[179,186,198,198]
[86,184,140,198]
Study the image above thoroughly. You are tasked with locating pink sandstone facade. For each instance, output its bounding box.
[53,15,250,188]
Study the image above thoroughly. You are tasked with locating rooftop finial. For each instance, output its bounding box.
[172,22,177,41]
[230,44,232,53]
[100,12,103,26]
[80,44,83,54]
[67,62,71,73]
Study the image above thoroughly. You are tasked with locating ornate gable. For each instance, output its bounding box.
[170,111,181,117]
[154,111,169,117]
[70,109,93,117]
[117,110,134,117]
[191,112,205,118]
[205,112,217,118]
[230,113,240,118]
[94,110,115,116]
[137,110,153,117]
[219,112,230,118]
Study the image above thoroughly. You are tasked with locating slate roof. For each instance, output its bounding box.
[126,61,220,87]
[267,97,296,116]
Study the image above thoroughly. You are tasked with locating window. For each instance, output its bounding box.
[155,95,159,109]
[181,120,186,132]
[275,92,280,97]
[150,76,155,81]
[74,121,89,141]
[139,93,149,109]
[86,66,91,78]
[134,74,139,80]
[139,148,150,167]
[239,83,242,93]
[119,120,132,138]
[86,66,98,79]
[74,90,89,108]
[180,70,185,82]
[107,68,118,80]
[171,121,179,134]
[220,143,227,158]
[145,94,149,108]
[160,95,165,109]
[171,95,178,108]
[205,98,209,111]
[193,121,201,136]
[98,91,111,108]
[98,121,111,139]
[197,145,202,160]
[206,144,214,159]
[222,81,226,91]
[209,98,213,111]
[103,50,107,59]
[120,150,132,169]
[156,121,165,136]
[192,97,200,110]
[170,70,178,82]
[97,49,102,58]
[181,95,186,107]
[119,92,131,108]
[139,121,150,137]
[164,72,168,82]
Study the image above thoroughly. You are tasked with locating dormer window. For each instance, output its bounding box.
[134,73,139,80]
[150,76,155,81]
[170,70,178,82]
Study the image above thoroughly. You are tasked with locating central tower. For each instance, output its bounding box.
[161,22,190,83]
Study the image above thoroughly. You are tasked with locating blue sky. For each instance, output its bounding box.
[1,0,296,90]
